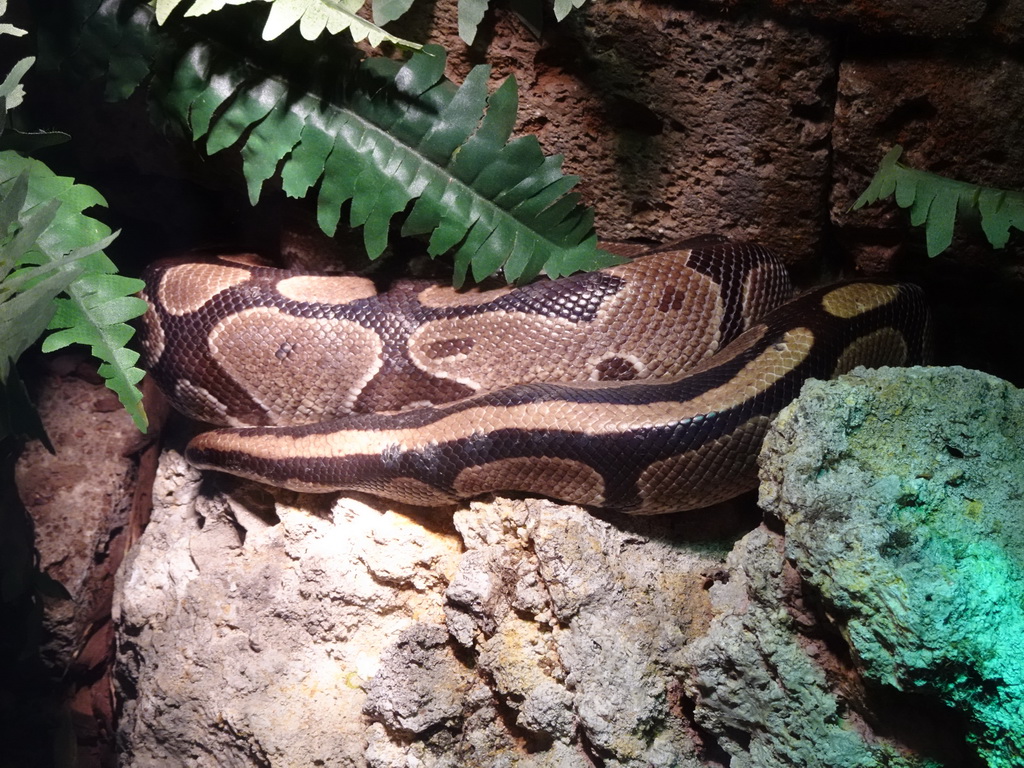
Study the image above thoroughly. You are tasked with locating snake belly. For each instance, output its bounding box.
[139,243,929,514]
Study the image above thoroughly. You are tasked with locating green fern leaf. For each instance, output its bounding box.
[168,40,618,285]
[155,0,187,24]
[977,187,1024,249]
[63,0,618,286]
[158,0,422,49]
[0,0,27,39]
[371,0,415,25]
[39,262,149,432]
[158,0,248,23]
[552,0,588,22]
[0,57,33,111]
[458,0,489,44]
[72,0,172,101]
[455,0,588,43]
[854,145,1024,257]
[0,152,148,431]
[0,192,87,385]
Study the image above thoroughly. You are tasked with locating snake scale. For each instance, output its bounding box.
[138,240,929,514]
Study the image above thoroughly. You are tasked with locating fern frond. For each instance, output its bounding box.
[0,152,148,431]
[452,0,591,43]
[552,0,588,22]
[64,0,617,285]
[0,0,27,39]
[854,146,1024,257]
[457,0,489,44]
[158,38,619,285]
[0,57,33,111]
[156,0,422,49]
[371,0,415,25]
[0,178,87,384]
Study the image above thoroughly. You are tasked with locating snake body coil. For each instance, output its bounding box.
[139,242,929,514]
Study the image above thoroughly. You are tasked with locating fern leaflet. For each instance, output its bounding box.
[454,0,592,44]
[854,146,1024,257]
[371,0,415,25]
[457,0,489,44]
[154,0,422,49]
[553,0,588,22]
[0,152,148,432]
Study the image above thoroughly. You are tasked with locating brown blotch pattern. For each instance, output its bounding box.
[637,416,771,513]
[454,457,606,506]
[658,287,688,313]
[594,355,642,381]
[209,308,384,424]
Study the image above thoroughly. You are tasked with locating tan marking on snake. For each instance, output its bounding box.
[410,312,585,391]
[276,274,378,305]
[821,282,900,318]
[417,283,515,308]
[159,263,252,315]
[410,267,729,390]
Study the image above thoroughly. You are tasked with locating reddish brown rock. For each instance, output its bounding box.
[763,0,988,37]
[833,54,1024,269]
[412,1,836,267]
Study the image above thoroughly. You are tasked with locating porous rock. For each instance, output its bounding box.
[760,0,988,37]
[16,360,138,673]
[759,366,1024,768]
[431,499,721,766]
[113,451,463,767]
[13,357,143,761]
[833,54,1024,272]
[115,455,728,766]
[428,0,836,264]
[540,5,836,261]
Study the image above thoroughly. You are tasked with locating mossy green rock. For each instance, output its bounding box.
[760,366,1024,768]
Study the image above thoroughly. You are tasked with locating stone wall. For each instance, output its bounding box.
[410,0,1024,275]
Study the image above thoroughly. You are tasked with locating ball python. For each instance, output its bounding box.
[138,240,930,514]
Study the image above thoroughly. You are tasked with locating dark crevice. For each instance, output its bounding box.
[676,683,733,766]
[876,95,939,136]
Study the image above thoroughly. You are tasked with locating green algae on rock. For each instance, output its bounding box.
[759,366,1024,768]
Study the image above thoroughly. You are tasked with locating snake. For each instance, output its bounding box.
[138,240,930,514]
